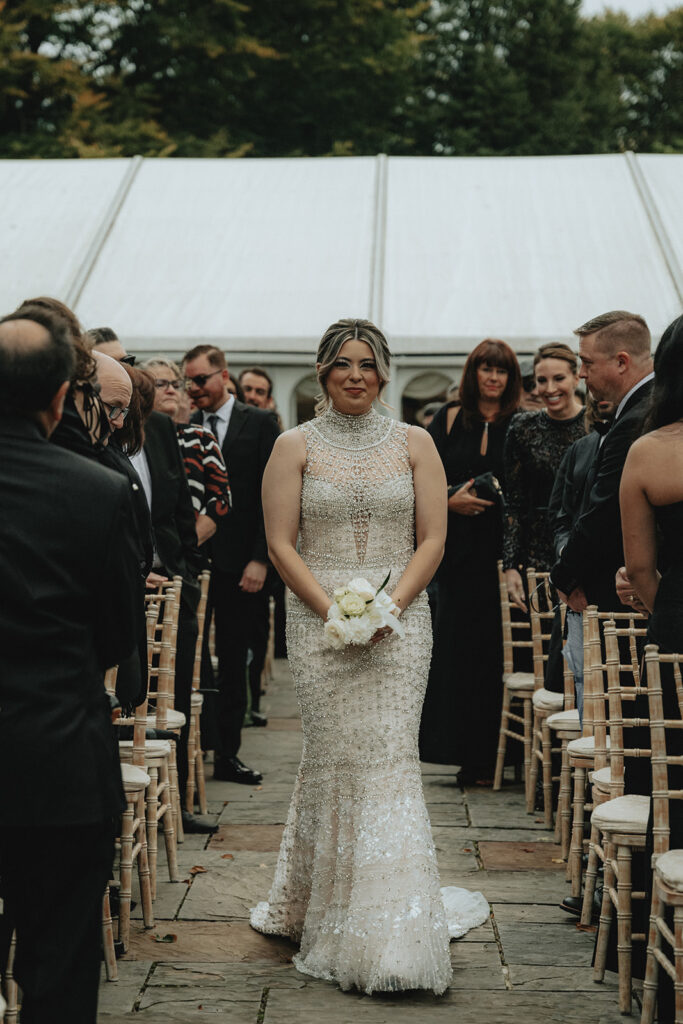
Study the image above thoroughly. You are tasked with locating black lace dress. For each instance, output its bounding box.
[502,409,586,574]
[419,405,510,776]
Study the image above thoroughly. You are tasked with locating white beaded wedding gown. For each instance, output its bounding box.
[250,405,488,994]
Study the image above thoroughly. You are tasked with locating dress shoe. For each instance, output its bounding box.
[250,711,268,727]
[560,890,601,922]
[213,756,263,785]
[181,810,218,834]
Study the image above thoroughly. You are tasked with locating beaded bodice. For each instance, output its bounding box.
[298,406,414,573]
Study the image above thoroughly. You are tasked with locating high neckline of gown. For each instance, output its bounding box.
[312,403,392,449]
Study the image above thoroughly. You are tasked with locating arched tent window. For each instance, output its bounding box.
[294,373,319,424]
[401,372,454,425]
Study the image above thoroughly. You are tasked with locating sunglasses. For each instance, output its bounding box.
[103,401,130,422]
[119,355,136,366]
[183,369,223,390]
[154,379,182,391]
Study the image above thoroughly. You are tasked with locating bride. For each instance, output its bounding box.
[250,318,488,994]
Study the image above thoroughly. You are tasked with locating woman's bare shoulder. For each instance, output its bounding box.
[271,427,307,463]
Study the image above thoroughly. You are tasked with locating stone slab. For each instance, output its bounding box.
[441,870,566,905]
[497,921,597,967]
[491,902,574,924]
[478,840,565,871]
[267,717,302,731]
[122,920,297,964]
[131,876,189,922]
[98,961,150,1014]
[209,824,285,852]
[433,825,557,844]
[424,805,469,827]
[219,801,292,825]
[137,962,304,1016]
[507,964,619,991]
[179,852,277,920]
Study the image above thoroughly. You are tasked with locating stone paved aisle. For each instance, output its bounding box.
[98,661,625,1023]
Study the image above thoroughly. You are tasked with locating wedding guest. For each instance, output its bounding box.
[419,339,520,782]
[518,357,545,412]
[0,306,138,1024]
[183,345,279,782]
[238,366,274,409]
[86,325,135,365]
[503,342,585,611]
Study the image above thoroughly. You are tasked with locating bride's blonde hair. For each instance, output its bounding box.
[315,318,392,415]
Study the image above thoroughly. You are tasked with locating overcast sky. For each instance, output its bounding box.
[581,0,681,16]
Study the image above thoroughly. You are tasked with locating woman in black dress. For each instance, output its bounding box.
[419,339,521,781]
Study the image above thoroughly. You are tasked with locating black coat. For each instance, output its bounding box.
[548,430,602,561]
[0,416,139,826]
[551,379,653,610]
[143,411,200,580]
[191,401,279,573]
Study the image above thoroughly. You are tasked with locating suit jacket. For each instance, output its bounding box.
[551,379,653,610]
[0,416,139,827]
[143,411,201,580]
[192,401,280,573]
[548,431,602,561]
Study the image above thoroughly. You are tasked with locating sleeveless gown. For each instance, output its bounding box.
[250,405,488,995]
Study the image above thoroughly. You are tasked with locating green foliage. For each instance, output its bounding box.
[0,0,680,158]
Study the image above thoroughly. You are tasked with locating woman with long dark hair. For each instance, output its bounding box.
[419,338,521,781]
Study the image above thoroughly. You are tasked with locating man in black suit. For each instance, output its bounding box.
[551,310,653,918]
[0,307,138,1022]
[551,310,654,612]
[182,345,280,784]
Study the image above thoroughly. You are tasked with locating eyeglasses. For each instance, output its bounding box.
[119,355,136,366]
[103,401,130,422]
[183,369,223,390]
[153,379,182,391]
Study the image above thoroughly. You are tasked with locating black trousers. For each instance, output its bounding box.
[0,820,115,1024]
[210,568,269,760]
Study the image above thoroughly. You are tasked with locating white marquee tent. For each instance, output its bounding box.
[1,153,681,424]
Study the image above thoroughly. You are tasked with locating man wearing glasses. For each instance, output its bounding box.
[182,345,280,785]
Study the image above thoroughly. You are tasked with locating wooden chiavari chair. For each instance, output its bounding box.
[118,601,179,899]
[187,569,210,814]
[493,561,535,796]
[589,618,650,1015]
[526,568,580,831]
[641,644,683,1024]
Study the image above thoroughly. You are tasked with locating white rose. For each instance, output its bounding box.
[323,618,347,650]
[374,591,394,612]
[344,615,375,645]
[327,602,343,621]
[338,592,366,617]
[333,586,348,600]
[346,578,376,603]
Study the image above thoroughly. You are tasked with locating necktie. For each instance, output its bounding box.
[207,413,219,441]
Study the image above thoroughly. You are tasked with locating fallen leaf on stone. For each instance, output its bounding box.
[221,853,234,860]
[189,865,207,875]
[463,848,473,852]
[551,858,564,863]
[154,933,177,943]
[255,785,263,790]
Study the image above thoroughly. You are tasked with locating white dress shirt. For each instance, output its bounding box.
[202,395,234,448]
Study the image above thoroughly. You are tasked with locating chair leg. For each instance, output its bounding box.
[569,765,587,899]
[527,714,540,814]
[616,843,633,1015]
[4,931,19,1022]
[493,686,510,791]
[581,824,601,925]
[594,839,615,982]
[196,741,208,815]
[186,708,197,813]
[118,798,135,951]
[159,762,179,883]
[523,699,533,804]
[558,741,572,865]
[641,887,662,1024]
[136,791,154,929]
[168,745,184,844]
[674,905,683,1024]
[541,719,553,830]
[146,767,160,900]
[102,886,118,982]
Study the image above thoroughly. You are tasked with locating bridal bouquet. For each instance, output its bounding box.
[323,574,405,650]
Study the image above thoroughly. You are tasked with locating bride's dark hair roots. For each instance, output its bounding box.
[315,318,392,415]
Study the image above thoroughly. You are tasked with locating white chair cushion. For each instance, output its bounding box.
[591,794,650,835]
[532,688,564,712]
[146,708,186,729]
[504,671,534,691]
[655,849,683,893]
[121,763,151,790]
[191,691,204,708]
[590,766,612,790]
[546,708,581,731]
[567,734,610,758]
[119,739,172,757]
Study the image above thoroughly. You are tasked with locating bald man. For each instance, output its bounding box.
[0,305,139,1022]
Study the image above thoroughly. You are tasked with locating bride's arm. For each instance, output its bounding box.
[262,430,333,621]
[390,426,447,615]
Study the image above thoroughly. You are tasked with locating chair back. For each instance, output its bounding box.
[144,582,180,728]
[192,569,211,691]
[497,560,532,676]
[603,616,649,798]
[645,643,683,857]
[526,567,559,692]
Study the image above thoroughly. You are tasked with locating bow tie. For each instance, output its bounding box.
[593,420,611,436]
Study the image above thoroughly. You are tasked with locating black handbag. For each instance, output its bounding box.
[447,471,505,508]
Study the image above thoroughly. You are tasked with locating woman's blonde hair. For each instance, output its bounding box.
[142,357,181,378]
[315,318,391,415]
